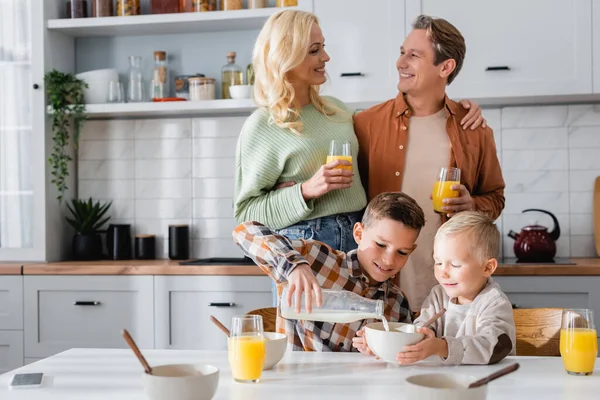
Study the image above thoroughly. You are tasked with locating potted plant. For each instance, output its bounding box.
[44,69,87,202]
[66,198,111,261]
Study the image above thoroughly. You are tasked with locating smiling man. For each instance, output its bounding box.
[353,15,505,310]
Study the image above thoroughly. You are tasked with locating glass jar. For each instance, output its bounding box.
[221,52,243,99]
[66,0,88,18]
[189,77,216,101]
[276,0,297,6]
[222,0,243,11]
[151,0,180,14]
[92,0,112,17]
[152,51,168,99]
[248,0,266,8]
[127,56,144,103]
[192,0,217,12]
[116,0,141,16]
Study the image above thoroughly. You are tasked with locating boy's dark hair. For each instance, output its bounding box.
[362,192,425,232]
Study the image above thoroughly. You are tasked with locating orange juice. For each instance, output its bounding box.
[326,155,353,170]
[432,180,460,212]
[228,336,265,382]
[560,328,598,374]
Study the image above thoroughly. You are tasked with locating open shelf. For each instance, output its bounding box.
[46,7,295,37]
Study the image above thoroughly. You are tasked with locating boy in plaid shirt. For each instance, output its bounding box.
[232,192,425,351]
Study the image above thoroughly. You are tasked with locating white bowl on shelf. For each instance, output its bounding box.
[75,68,119,104]
[228,84,253,99]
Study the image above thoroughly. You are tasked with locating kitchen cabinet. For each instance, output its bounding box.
[315,0,405,103]
[154,276,271,350]
[0,331,23,374]
[0,276,23,330]
[593,2,600,93]
[23,276,154,358]
[494,276,600,338]
[407,0,593,99]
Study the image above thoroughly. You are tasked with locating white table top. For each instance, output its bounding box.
[0,349,599,399]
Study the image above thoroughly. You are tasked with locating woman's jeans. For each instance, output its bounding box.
[272,211,363,306]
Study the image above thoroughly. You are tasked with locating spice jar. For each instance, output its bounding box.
[151,0,180,14]
[248,0,266,8]
[189,77,216,101]
[175,74,204,99]
[92,0,112,16]
[152,51,169,99]
[222,0,243,11]
[179,0,191,12]
[276,0,298,6]
[117,0,141,16]
[66,0,88,18]
[192,0,217,12]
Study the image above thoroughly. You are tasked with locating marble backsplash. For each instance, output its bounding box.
[78,103,600,260]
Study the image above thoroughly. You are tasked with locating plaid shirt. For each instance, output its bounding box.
[233,221,412,352]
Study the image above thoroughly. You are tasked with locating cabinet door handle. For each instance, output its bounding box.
[485,66,511,71]
[511,303,520,309]
[209,302,236,307]
[73,301,101,306]
[340,72,365,77]
[33,83,40,89]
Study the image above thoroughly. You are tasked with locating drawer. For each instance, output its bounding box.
[155,276,272,350]
[0,276,23,330]
[0,330,24,374]
[24,276,154,358]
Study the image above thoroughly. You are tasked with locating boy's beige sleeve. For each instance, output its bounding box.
[442,295,516,365]
[232,221,311,284]
[413,286,445,336]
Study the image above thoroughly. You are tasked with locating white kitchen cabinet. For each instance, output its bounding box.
[0,330,23,374]
[0,276,23,330]
[154,276,271,350]
[23,276,154,358]
[315,0,405,103]
[494,276,600,338]
[593,2,600,93]
[407,0,593,99]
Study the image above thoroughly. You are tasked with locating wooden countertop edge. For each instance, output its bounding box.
[0,265,22,275]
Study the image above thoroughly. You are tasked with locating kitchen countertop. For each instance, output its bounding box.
[3,258,599,276]
[0,348,598,399]
[0,264,22,275]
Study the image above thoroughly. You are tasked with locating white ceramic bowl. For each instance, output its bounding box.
[142,364,219,400]
[75,68,119,104]
[406,373,487,400]
[228,84,253,99]
[364,322,424,363]
[263,332,287,370]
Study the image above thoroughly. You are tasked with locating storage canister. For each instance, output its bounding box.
[189,77,216,101]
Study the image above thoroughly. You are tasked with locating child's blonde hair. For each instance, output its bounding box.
[252,10,341,133]
[435,211,500,262]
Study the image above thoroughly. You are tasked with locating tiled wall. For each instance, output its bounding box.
[78,103,600,259]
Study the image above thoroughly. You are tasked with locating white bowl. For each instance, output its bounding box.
[264,332,287,370]
[406,373,487,400]
[75,69,119,104]
[142,364,219,400]
[228,84,253,99]
[364,322,424,363]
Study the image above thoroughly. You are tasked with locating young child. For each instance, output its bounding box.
[356,211,515,364]
[232,192,425,352]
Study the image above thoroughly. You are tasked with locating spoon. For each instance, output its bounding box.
[122,329,153,375]
[421,307,446,329]
[468,363,520,389]
[395,308,447,333]
[210,315,231,337]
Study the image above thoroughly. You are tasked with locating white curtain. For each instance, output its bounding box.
[0,0,33,248]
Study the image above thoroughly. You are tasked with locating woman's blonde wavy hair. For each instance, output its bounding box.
[253,10,341,133]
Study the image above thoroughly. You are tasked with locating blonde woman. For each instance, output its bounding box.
[234,10,483,270]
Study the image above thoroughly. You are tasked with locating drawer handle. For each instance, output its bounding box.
[209,302,236,307]
[485,66,511,71]
[340,72,365,77]
[73,301,101,306]
[511,303,520,309]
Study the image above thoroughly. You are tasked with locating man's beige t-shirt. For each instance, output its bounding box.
[399,108,450,310]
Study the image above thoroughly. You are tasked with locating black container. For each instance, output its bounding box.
[169,224,189,260]
[135,234,156,260]
[72,233,103,260]
[106,224,132,260]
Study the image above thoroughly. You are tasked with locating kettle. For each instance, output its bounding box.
[507,209,560,262]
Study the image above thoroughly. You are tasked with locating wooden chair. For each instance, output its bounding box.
[246,307,277,332]
[513,308,563,356]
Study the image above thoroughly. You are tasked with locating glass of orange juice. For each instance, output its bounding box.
[432,167,461,213]
[228,315,265,383]
[560,308,597,376]
[327,140,352,171]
